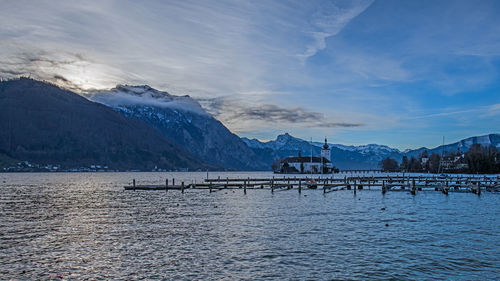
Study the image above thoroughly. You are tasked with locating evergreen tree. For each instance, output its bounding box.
[400,156,409,171]
[429,153,441,173]
[380,157,399,171]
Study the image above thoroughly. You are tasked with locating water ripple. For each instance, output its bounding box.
[0,172,499,280]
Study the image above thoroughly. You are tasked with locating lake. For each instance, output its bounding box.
[0,172,499,280]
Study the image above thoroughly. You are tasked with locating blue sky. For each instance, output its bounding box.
[1,0,499,149]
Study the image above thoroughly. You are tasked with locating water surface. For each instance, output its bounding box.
[0,172,499,280]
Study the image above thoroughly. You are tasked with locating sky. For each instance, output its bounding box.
[1,0,499,149]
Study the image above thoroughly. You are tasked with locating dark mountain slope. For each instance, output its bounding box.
[87,85,268,170]
[0,78,207,170]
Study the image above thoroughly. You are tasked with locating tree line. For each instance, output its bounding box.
[380,144,500,174]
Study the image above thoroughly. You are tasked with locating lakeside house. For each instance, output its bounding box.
[279,138,334,173]
[441,153,469,171]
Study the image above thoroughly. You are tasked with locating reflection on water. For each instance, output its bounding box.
[0,172,499,280]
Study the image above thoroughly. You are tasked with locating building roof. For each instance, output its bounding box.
[323,137,329,150]
[283,156,331,163]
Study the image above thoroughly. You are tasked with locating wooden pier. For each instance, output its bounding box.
[124,175,500,195]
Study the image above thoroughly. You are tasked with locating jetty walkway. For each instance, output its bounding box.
[124,174,500,195]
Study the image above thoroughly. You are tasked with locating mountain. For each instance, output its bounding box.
[244,133,500,169]
[0,78,207,170]
[242,133,402,169]
[404,134,500,157]
[86,85,268,170]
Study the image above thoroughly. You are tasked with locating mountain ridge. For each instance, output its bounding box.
[243,132,500,169]
[2,78,498,171]
[0,78,209,170]
[87,85,269,170]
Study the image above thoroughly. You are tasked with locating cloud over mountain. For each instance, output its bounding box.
[200,97,363,132]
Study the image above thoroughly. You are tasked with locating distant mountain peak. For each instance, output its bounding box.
[276,132,293,141]
[113,84,172,99]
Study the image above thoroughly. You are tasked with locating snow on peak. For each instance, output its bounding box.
[85,85,207,116]
[244,133,402,156]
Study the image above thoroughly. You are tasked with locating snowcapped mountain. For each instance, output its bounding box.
[87,85,207,115]
[86,85,268,170]
[86,85,499,170]
[243,133,403,169]
[244,132,500,169]
[317,143,400,156]
[404,133,500,157]
[0,78,208,171]
[243,133,309,151]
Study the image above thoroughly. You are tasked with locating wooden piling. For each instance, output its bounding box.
[298,179,302,194]
[411,179,416,195]
[244,180,247,195]
[181,181,184,193]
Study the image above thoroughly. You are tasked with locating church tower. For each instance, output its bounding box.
[321,137,331,162]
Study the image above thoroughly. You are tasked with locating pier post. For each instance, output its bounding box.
[411,179,416,195]
[299,179,302,194]
[181,181,184,193]
[244,180,247,195]
[173,178,175,186]
[166,179,168,192]
[382,180,386,195]
[210,183,213,193]
[271,179,274,193]
[354,179,357,195]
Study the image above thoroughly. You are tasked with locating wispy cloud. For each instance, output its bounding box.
[405,103,500,120]
[0,42,126,91]
[199,96,363,132]
[298,0,374,61]
[1,0,499,147]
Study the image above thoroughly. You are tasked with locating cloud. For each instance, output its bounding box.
[405,103,500,121]
[298,0,374,61]
[484,103,500,117]
[86,85,208,116]
[1,0,499,147]
[199,97,363,132]
[0,42,126,91]
[0,0,379,96]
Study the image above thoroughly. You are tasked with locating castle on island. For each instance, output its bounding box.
[279,138,335,174]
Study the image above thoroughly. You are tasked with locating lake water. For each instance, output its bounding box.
[0,172,499,280]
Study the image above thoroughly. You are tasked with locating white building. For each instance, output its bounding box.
[321,137,331,162]
[280,138,334,174]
